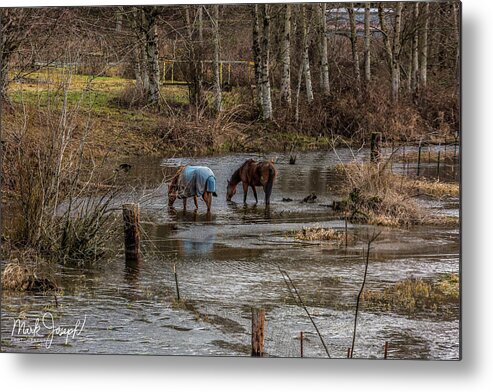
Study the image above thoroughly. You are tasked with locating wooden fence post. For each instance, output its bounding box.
[251,308,265,357]
[122,203,141,268]
[370,132,381,163]
[437,148,441,181]
[173,263,180,301]
[300,331,304,358]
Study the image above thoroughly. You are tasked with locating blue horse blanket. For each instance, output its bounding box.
[175,166,217,199]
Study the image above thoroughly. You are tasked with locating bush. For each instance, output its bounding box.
[2,95,121,265]
[111,83,148,109]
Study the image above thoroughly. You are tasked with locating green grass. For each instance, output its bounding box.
[8,68,191,114]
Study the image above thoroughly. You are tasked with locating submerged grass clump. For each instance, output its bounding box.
[294,226,352,246]
[361,273,459,314]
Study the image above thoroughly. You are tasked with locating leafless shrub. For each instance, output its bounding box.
[2,80,121,265]
[111,83,148,109]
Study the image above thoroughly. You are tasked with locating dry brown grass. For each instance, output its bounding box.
[294,226,353,246]
[394,148,458,163]
[403,178,459,198]
[336,162,424,226]
[361,273,459,314]
[335,161,459,226]
[2,262,58,292]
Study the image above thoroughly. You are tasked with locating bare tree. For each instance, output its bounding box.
[280,4,292,106]
[410,2,419,94]
[0,9,55,100]
[183,6,206,110]
[419,2,429,90]
[252,4,263,111]
[212,5,222,113]
[253,4,273,120]
[301,4,313,103]
[391,2,403,103]
[129,7,148,91]
[363,3,371,86]
[142,7,160,106]
[318,3,330,96]
[378,3,393,74]
[347,4,361,87]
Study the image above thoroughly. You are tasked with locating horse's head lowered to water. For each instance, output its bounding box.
[226,179,237,202]
[226,159,277,205]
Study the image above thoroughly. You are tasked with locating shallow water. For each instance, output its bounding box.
[1,147,460,359]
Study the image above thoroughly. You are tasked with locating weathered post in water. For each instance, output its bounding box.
[384,341,389,359]
[251,308,265,357]
[122,203,142,268]
[417,141,422,177]
[173,263,180,301]
[370,132,381,163]
[300,331,304,358]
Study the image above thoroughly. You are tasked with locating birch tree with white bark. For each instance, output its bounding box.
[280,4,292,106]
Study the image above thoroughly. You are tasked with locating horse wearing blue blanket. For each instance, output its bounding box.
[168,166,217,211]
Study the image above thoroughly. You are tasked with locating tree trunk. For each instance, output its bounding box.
[130,7,145,90]
[301,4,313,103]
[252,5,262,110]
[391,2,403,103]
[280,4,292,106]
[115,8,123,32]
[185,6,205,109]
[410,2,419,94]
[212,5,222,113]
[347,4,361,86]
[259,4,273,120]
[419,2,429,90]
[452,2,460,96]
[319,3,330,96]
[363,3,371,86]
[144,8,160,106]
[378,3,393,74]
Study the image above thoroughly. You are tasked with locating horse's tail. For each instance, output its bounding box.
[264,164,276,205]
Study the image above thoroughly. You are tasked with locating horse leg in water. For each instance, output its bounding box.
[242,182,249,204]
[194,195,199,209]
[251,186,258,204]
[183,198,187,210]
[203,191,212,211]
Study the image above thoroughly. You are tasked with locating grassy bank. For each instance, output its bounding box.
[5,68,457,163]
[4,70,337,162]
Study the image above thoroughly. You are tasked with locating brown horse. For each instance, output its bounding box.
[168,166,217,211]
[226,159,277,205]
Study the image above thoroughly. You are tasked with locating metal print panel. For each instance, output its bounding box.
[0,1,461,359]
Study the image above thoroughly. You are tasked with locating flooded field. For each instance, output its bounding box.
[1,147,460,359]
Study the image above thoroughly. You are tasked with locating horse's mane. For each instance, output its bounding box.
[230,159,255,185]
[229,167,242,185]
